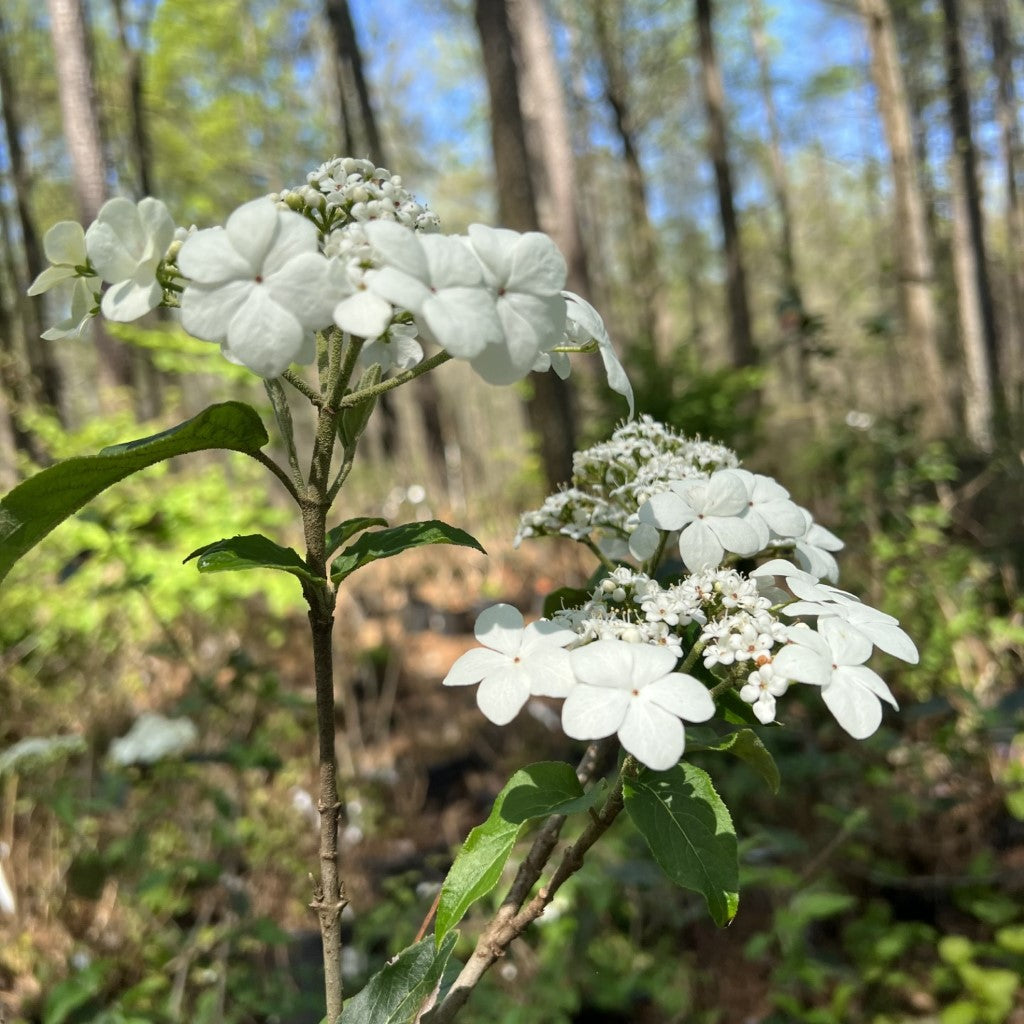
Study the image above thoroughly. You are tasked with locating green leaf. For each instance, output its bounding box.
[435,761,583,944]
[715,688,762,727]
[325,517,388,558]
[499,761,585,823]
[689,728,780,794]
[0,402,268,585]
[184,533,323,585]
[339,933,458,1024]
[331,520,485,584]
[624,763,739,926]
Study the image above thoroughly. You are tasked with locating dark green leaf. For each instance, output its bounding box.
[499,761,585,823]
[331,520,485,584]
[0,402,268,585]
[716,688,761,727]
[689,728,780,794]
[325,517,388,558]
[624,763,739,926]
[542,586,590,618]
[184,533,323,585]
[339,933,457,1024]
[435,761,583,944]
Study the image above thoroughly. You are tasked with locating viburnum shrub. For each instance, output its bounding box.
[3,157,915,1023]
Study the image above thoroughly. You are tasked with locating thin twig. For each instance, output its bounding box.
[282,369,324,407]
[244,450,302,504]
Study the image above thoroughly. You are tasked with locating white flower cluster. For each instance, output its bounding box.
[27,159,633,406]
[448,419,918,770]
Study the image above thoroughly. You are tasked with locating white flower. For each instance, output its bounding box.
[463,224,567,384]
[443,604,577,725]
[178,199,337,377]
[740,663,789,724]
[772,620,898,739]
[793,511,844,582]
[363,221,503,360]
[563,640,714,771]
[28,221,89,296]
[562,291,634,417]
[40,276,100,341]
[84,197,175,321]
[639,469,762,571]
[357,323,423,373]
[782,577,918,664]
[731,469,806,547]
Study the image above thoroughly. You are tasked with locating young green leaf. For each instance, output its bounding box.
[434,761,585,944]
[183,534,324,586]
[331,521,485,584]
[624,763,739,926]
[688,728,781,793]
[0,402,268,585]
[325,517,389,559]
[339,933,458,1024]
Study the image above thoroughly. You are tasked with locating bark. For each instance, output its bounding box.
[46,0,132,390]
[859,0,951,434]
[941,0,1002,447]
[323,0,384,163]
[986,0,1024,401]
[475,0,576,487]
[0,6,64,416]
[508,0,591,298]
[696,0,756,370]
[748,0,808,396]
[589,0,670,362]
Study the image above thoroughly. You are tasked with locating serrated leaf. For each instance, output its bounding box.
[0,402,268,585]
[542,586,590,618]
[624,763,739,926]
[689,729,780,794]
[325,517,388,558]
[435,761,583,944]
[331,520,485,584]
[184,533,323,585]
[339,933,457,1024]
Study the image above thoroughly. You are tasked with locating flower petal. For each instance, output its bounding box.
[477,667,531,725]
[618,700,684,770]
[561,683,629,740]
[474,603,525,654]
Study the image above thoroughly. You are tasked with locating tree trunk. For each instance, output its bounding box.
[508,0,591,300]
[748,0,807,396]
[45,0,132,391]
[986,0,1024,407]
[589,0,670,364]
[941,0,1002,447]
[696,0,756,370]
[323,0,384,163]
[0,6,65,417]
[475,0,576,487]
[858,0,951,435]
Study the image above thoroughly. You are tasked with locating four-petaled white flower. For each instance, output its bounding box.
[563,640,714,771]
[772,620,898,738]
[731,469,806,548]
[463,224,567,384]
[364,220,504,361]
[443,604,577,725]
[639,469,762,571]
[85,197,176,321]
[178,198,337,377]
[357,323,423,374]
[793,510,844,582]
[740,663,788,724]
[28,221,90,296]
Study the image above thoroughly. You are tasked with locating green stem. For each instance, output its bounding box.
[582,537,617,573]
[264,379,305,489]
[282,369,324,408]
[244,450,301,504]
[680,639,706,675]
[339,350,451,407]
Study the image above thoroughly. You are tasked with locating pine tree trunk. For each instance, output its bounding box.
[508,0,591,300]
[45,0,132,391]
[942,0,1002,447]
[696,0,756,370]
[748,0,807,396]
[986,0,1024,407]
[858,0,951,435]
[475,0,576,488]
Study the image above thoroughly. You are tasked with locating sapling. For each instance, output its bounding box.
[1,157,915,1023]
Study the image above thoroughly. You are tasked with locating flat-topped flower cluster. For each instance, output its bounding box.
[27,158,632,409]
[447,419,916,769]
